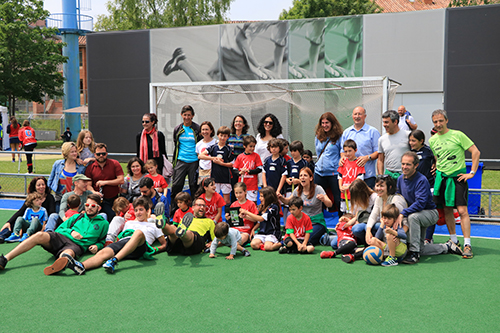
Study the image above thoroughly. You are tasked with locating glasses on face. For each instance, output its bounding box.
[95,152,107,157]
[85,203,99,208]
[234,120,244,124]
[194,203,206,207]
[263,121,273,125]
[142,120,150,124]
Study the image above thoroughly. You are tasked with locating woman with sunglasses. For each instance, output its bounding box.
[48,142,86,211]
[136,113,167,175]
[254,113,284,163]
[361,174,407,245]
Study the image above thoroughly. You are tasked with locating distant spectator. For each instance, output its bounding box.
[61,127,72,142]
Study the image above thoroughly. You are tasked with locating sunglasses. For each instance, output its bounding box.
[95,152,107,156]
[142,120,150,124]
[85,203,99,208]
[263,121,273,125]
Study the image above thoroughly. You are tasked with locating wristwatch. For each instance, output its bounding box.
[470,171,475,175]
[368,155,372,160]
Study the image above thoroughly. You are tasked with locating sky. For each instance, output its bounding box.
[43,0,295,24]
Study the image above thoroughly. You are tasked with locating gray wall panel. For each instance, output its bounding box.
[363,10,445,93]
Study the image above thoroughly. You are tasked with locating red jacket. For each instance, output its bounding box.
[18,126,37,146]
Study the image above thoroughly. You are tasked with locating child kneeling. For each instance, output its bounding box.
[320,213,364,262]
[209,222,251,259]
[367,204,408,267]
[279,197,314,254]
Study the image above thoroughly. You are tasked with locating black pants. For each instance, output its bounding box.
[24,143,37,173]
[169,160,199,218]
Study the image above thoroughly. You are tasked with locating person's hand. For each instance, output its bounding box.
[393,215,403,230]
[250,230,255,239]
[76,158,84,165]
[71,230,83,240]
[339,156,347,167]
[225,212,230,221]
[239,209,248,218]
[209,254,216,258]
[292,178,300,185]
[124,212,132,220]
[88,245,98,254]
[457,173,474,182]
[316,194,327,202]
[95,180,107,188]
[286,178,293,185]
[226,254,235,260]
[365,230,373,245]
[386,228,398,237]
[298,243,306,252]
[357,155,370,167]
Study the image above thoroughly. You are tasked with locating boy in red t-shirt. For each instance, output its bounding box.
[225,182,259,245]
[279,196,314,254]
[172,192,193,226]
[145,159,168,197]
[232,136,262,203]
[320,213,364,263]
[337,139,365,214]
[64,194,81,219]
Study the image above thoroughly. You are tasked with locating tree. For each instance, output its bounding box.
[0,0,67,116]
[95,0,233,31]
[449,0,500,6]
[280,0,381,20]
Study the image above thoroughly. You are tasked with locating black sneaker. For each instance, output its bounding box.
[242,249,251,257]
[62,253,86,275]
[278,246,289,254]
[0,255,7,269]
[446,240,463,256]
[402,251,420,265]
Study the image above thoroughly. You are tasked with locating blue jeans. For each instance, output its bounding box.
[352,222,380,245]
[310,223,327,246]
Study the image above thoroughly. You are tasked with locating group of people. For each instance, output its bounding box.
[0,104,480,275]
[3,116,38,173]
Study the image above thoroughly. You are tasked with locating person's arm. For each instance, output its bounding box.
[155,235,167,253]
[356,152,378,168]
[213,207,222,224]
[59,193,69,220]
[316,190,332,208]
[262,171,268,188]
[239,208,264,222]
[277,192,292,205]
[96,174,124,188]
[377,153,385,175]
[209,238,218,257]
[400,179,430,217]
[6,202,28,227]
[158,131,167,157]
[458,145,480,182]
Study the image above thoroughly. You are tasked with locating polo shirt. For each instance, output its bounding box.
[85,158,124,199]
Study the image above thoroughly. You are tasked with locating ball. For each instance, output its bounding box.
[363,246,383,265]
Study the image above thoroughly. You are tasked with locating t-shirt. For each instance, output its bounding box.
[283,158,308,193]
[285,212,313,239]
[200,192,226,222]
[57,169,77,197]
[292,185,326,218]
[337,159,365,199]
[85,158,124,199]
[335,221,355,245]
[188,217,216,242]
[121,174,145,200]
[398,115,416,131]
[378,130,410,173]
[172,207,194,225]
[79,147,94,161]
[178,125,198,163]
[207,144,234,184]
[229,199,258,234]
[210,228,242,256]
[233,152,263,191]
[258,203,281,239]
[429,129,474,175]
[122,220,164,245]
[227,134,249,157]
[262,155,286,193]
[23,207,48,224]
[146,173,168,190]
[65,209,79,218]
[196,138,217,170]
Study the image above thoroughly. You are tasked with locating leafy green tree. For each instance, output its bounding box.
[0,0,67,116]
[280,0,381,20]
[449,0,499,6]
[95,0,233,31]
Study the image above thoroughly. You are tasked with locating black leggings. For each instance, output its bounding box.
[24,143,37,173]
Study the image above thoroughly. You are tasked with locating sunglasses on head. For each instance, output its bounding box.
[95,152,107,156]
[142,120,150,124]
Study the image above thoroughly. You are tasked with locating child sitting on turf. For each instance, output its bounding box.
[199,126,235,205]
[172,192,193,226]
[5,192,48,242]
[279,196,314,254]
[240,187,282,252]
[367,203,408,267]
[233,135,263,203]
[105,197,136,246]
[61,197,167,275]
[209,222,251,259]
[65,194,81,219]
[195,177,226,223]
[262,138,287,195]
[338,139,365,214]
[145,159,168,197]
[225,182,259,244]
[320,213,364,263]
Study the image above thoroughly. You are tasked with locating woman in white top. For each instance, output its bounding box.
[254,113,284,162]
[195,121,216,184]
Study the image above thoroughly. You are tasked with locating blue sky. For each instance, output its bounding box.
[43,0,295,23]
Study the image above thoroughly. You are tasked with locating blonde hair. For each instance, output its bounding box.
[76,130,96,154]
[113,197,130,214]
[61,142,77,159]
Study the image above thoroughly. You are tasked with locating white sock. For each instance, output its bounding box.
[464,238,471,246]
[450,234,458,243]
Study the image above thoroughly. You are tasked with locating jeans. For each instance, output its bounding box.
[310,223,327,246]
[408,209,439,253]
[13,216,41,236]
[352,222,380,245]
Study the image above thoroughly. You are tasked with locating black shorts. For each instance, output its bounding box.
[108,238,147,260]
[42,231,84,258]
[433,177,469,207]
[9,137,20,144]
[284,237,313,252]
[166,231,206,255]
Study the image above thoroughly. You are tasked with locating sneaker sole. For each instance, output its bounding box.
[103,264,115,274]
[44,257,68,275]
[180,213,194,229]
[155,217,165,229]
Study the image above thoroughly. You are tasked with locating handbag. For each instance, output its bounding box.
[162,155,173,183]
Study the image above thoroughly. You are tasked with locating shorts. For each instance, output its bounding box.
[246,190,258,202]
[198,168,211,185]
[108,238,147,260]
[284,237,313,246]
[166,231,206,255]
[215,183,232,195]
[9,137,20,145]
[340,199,352,213]
[383,241,407,258]
[42,231,84,258]
[433,177,469,207]
[254,234,279,244]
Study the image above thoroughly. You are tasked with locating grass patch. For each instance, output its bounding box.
[36,141,64,149]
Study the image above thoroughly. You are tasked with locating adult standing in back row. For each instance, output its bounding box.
[137,113,167,175]
[170,105,201,218]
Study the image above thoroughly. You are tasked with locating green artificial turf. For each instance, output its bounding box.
[1,209,499,332]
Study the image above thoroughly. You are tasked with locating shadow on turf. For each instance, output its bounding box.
[170,253,214,267]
